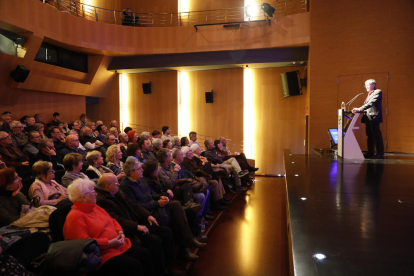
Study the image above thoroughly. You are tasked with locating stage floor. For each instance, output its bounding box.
[284,151,414,276]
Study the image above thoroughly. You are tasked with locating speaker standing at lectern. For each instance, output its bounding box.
[352,79,384,159]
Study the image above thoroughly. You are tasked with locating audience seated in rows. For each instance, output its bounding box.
[63,178,149,276]
[96,173,176,275]
[120,158,206,261]
[0,109,257,275]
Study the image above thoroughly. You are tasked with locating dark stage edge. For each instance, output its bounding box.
[284,150,414,276]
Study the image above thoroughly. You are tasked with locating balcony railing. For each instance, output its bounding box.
[44,0,307,27]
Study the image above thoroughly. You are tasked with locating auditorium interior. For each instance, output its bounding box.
[0,0,414,275]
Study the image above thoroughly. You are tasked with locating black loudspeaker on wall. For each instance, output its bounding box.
[142,82,152,94]
[280,71,301,98]
[205,91,213,103]
[10,65,30,83]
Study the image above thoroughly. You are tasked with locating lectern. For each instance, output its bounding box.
[337,109,364,159]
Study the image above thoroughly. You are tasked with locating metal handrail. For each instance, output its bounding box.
[45,0,307,27]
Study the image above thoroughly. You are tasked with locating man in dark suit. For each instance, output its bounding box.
[352,79,384,159]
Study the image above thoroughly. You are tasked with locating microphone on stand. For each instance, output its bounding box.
[346,93,365,111]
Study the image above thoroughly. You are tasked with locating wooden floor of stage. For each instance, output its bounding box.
[188,176,290,276]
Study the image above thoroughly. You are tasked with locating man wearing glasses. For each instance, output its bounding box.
[9,121,28,149]
[22,131,42,157]
[0,131,30,176]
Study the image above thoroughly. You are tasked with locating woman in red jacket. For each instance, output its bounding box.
[63,178,153,276]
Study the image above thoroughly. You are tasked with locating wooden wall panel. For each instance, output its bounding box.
[309,0,414,153]
[186,0,243,12]
[185,69,244,143]
[121,0,178,13]
[0,91,85,124]
[81,0,121,11]
[122,71,178,133]
[251,66,307,175]
[86,74,120,126]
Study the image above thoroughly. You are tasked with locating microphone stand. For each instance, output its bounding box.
[346,93,365,111]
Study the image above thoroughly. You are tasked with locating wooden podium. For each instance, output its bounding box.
[337,109,364,159]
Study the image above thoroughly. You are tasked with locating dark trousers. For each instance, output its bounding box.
[99,245,151,276]
[234,153,251,170]
[365,122,384,155]
[154,200,194,247]
[143,225,175,269]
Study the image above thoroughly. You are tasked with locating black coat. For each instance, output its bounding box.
[95,187,150,238]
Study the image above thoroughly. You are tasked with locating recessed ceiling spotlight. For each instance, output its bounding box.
[294,174,299,177]
[300,197,307,201]
[292,162,295,164]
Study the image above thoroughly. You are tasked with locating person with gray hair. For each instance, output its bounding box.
[85,151,113,182]
[22,131,42,157]
[152,138,162,153]
[33,123,46,139]
[352,79,385,159]
[79,126,103,151]
[188,131,200,147]
[64,178,149,276]
[140,131,151,141]
[171,136,181,149]
[9,120,28,148]
[0,131,30,171]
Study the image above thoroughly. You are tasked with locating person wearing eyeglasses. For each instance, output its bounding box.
[9,121,28,149]
[29,161,69,207]
[29,138,63,171]
[0,131,30,172]
[22,131,42,158]
[64,178,149,276]
[58,135,87,163]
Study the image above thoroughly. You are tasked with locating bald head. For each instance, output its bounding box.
[97,173,119,195]
[66,134,79,149]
